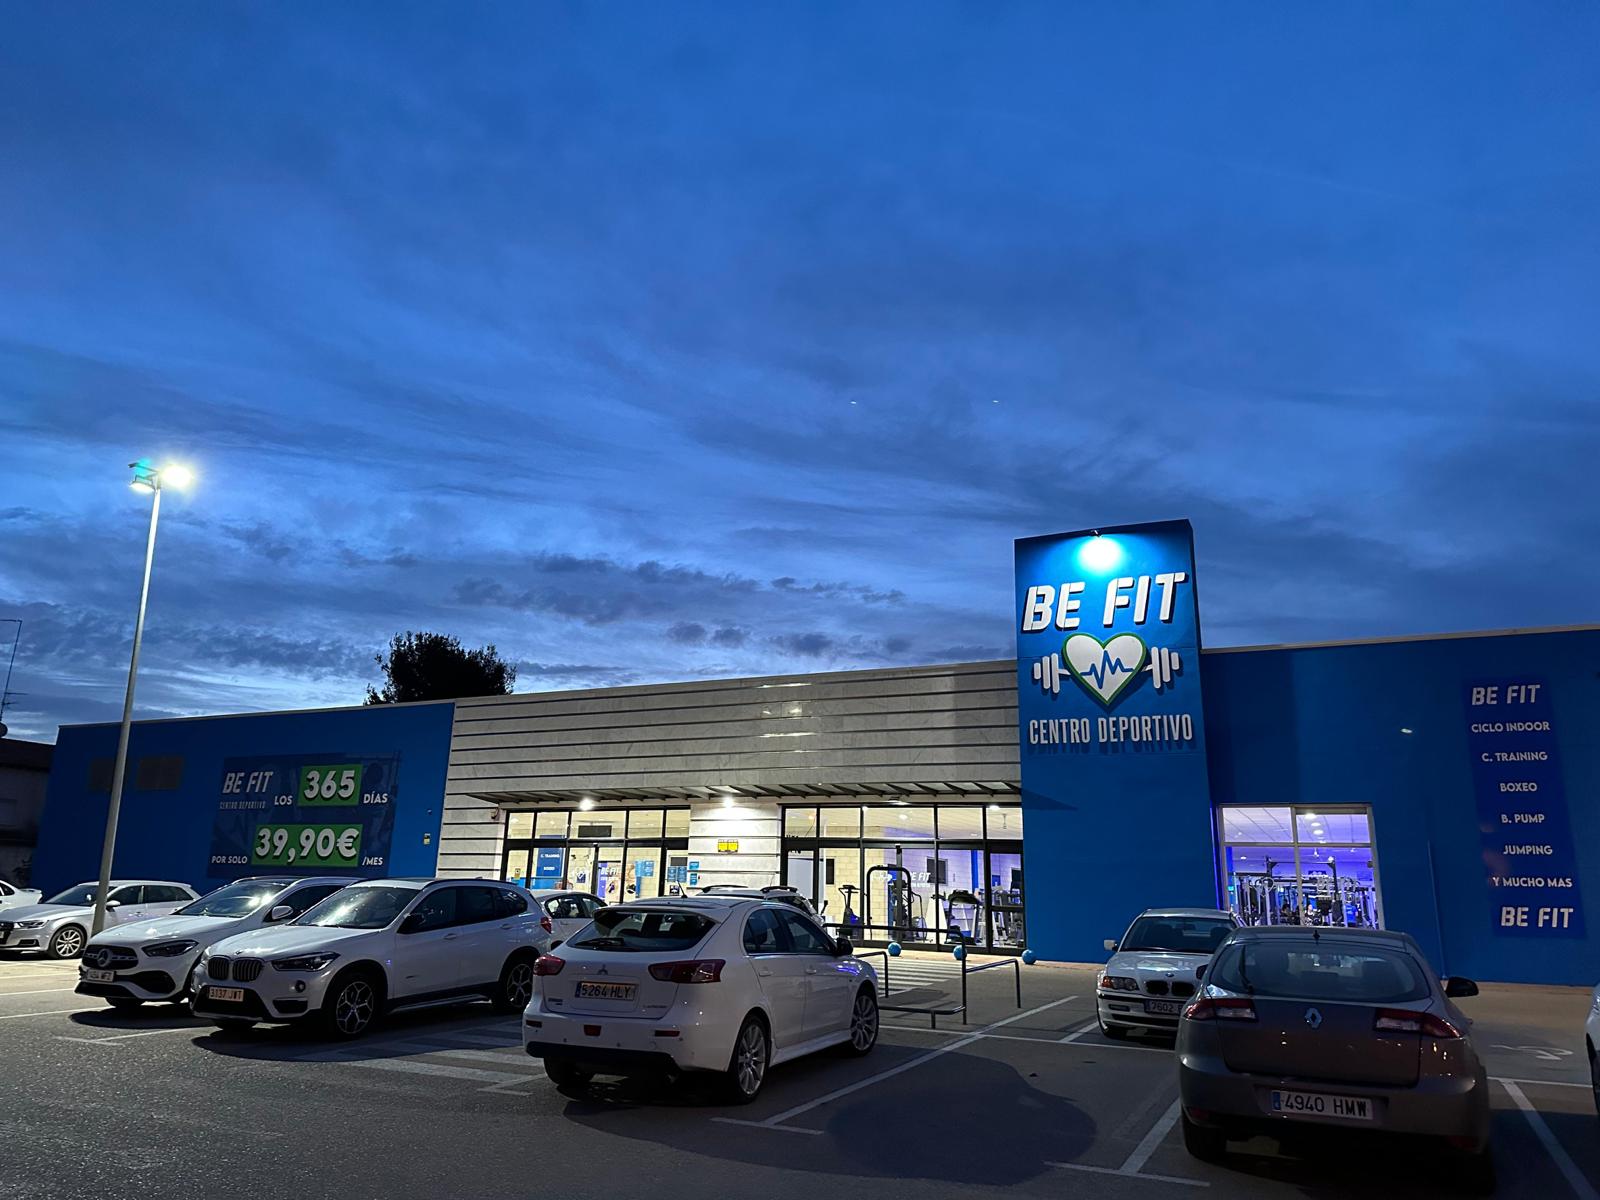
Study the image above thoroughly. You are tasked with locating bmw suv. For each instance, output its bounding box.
[191,877,547,1037]
[77,876,350,1009]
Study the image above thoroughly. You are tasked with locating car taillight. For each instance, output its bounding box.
[534,954,565,976]
[1374,1008,1461,1039]
[1184,996,1257,1021]
[540,915,553,934]
[647,959,725,984]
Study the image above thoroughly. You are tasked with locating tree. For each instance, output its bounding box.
[365,631,517,704]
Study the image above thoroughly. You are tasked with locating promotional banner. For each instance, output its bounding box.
[207,753,400,880]
[1015,519,1217,960]
[1463,679,1585,938]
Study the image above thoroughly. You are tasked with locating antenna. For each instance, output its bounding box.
[0,618,18,738]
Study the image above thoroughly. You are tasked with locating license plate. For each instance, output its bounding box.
[1271,1089,1373,1121]
[1144,999,1182,1015]
[207,987,246,1003]
[575,981,636,1001]
[83,968,115,983]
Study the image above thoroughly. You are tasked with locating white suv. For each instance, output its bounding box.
[525,895,880,1102]
[192,878,547,1037]
[77,876,350,1009]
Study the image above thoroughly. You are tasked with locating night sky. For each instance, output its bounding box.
[3,4,1598,741]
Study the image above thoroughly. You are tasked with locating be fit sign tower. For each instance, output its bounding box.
[1015,519,1218,962]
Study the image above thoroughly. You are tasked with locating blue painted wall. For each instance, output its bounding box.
[34,702,455,896]
[1203,629,1599,986]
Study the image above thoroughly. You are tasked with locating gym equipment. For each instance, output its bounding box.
[837,883,862,937]
[866,862,926,942]
[941,888,982,944]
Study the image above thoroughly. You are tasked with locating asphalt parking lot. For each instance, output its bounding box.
[0,953,1593,1200]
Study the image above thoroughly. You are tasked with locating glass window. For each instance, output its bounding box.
[1119,914,1236,954]
[1221,806,1294,844]
[179,880,292,918]
[110,886,145,905]
[45,884,101,906]
[283,884,345,917]
[572,908,714,952]
[987,851,1026,949]
[406,888,459,932]
[821,807,861,838]
[624,847,662,900]
[985,805,1022,838]
[664,808,691,838]
[299,885,414,929]
[457,886,499,925]
[506,812,534,839]
[784,808,819,837]
[1219,805,1383,931]
[743,908,786,954]
[503,850,530,886]
[1210,940,1428,1003]
[147,885,190,903]
[937,807,984,839]
[535,811,569,839]
[628,809,664,839]
[546,895,588,921]
[1296,810,1371,846]
[863,805,935,840]
[776,908,831,954]
[496,889,529,917]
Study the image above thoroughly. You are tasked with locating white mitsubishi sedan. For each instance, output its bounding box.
[524,895,880,1103]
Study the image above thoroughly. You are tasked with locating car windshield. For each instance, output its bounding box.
[1209,940,1431,1003]
[43,884,99,906]
[294,885,413,930]
[177,880,292,918]
[569,908,715,952]
[1120,916,1235,954]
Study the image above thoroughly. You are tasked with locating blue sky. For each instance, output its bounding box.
[2,3,1598,741]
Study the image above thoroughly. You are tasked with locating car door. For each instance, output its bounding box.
[776,908,855,1040]
[105,885,147,926]
[543,894,593,943]
[142,885,193,920]
[742,907,808,1052]
[392,886,464,999]
[451,884,511,988]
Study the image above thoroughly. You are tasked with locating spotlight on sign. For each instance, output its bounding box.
[1078,534,1123,572]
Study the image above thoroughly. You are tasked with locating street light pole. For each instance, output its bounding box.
[92,461,192,936]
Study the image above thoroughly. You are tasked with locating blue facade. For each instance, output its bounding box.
[34,702,455,896]
[1202,629,1599,987]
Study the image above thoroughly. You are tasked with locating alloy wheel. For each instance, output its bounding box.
[850,993,879,1050]
[736,1023,767,1097]
[506,962,534,1007]
[334,979,375,1035]
[53,927,84,958]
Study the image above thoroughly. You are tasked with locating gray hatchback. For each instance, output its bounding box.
[1176,926,1493,1193]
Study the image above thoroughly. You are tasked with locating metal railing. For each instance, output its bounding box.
[844,924,1025,1030]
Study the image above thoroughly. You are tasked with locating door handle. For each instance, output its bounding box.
[805,967,820,975]
[757,967,773,977]
[444,933,458,940]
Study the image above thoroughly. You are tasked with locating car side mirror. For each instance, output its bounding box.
[398,913,424,934]
[267,904,294,923]
[1443,976,1479,999]
[833,936,853,957]
[105,900,121,911]
[1103,939,1117,953]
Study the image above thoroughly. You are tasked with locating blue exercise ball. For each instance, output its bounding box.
[887,941,902,957]
[1021,949,1038,966]
[952,944,966,961]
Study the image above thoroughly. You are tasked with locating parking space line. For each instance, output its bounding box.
[56,1026,203,1045]
[1045,1160,1207,1188]
[1493,1076,1589,1090]
[1058,1019,1099,1043]
[0,1006,91,1020]
[1120,1098,1184,1175]
[1499,1080,1599,1200]
[716,996,1077,1133]
[0,987,80,997]
[326,1056,530,1084]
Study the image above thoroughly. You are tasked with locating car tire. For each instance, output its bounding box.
[1181,1111,1227,1163]
[722,1014,770,1105]
[492,954,536,1013]
[48,925,86,959]
[841,986,879,1057]
[322,968,383,1039]
[106,996,144,1010]
[1099,1016,1129,1040]
[544,1058,593,1096]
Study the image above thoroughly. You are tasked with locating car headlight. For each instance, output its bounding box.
[18,920,45,929]
[1099,974,1141,992]
[145,940,199,958]
[271,952,339,972]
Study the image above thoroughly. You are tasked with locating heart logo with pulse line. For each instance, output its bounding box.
[1062,633,1148,706]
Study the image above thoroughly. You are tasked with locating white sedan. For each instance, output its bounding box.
[0,878,41,911]
[524,895,879,1103]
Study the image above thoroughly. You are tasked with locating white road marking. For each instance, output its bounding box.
[1045,1160,1207,1188]
[1058,1018,1101,1043]
[716,996,1078,1133]
[1120,1098,1183,1175]
[0,987,80,997]
[0,1006,92,1020]
[326,1056,529,1084]
[1500,1079,1599,1200]
[1492,1076,1589,1089]
[56,1026,202,1044]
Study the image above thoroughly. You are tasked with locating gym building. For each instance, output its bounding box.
[30,520,1600,986]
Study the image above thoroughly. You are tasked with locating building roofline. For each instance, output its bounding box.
[57,697,456,733]
[1200,622,1600,656]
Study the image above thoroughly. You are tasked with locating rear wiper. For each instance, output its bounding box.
[573,936,627,949]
